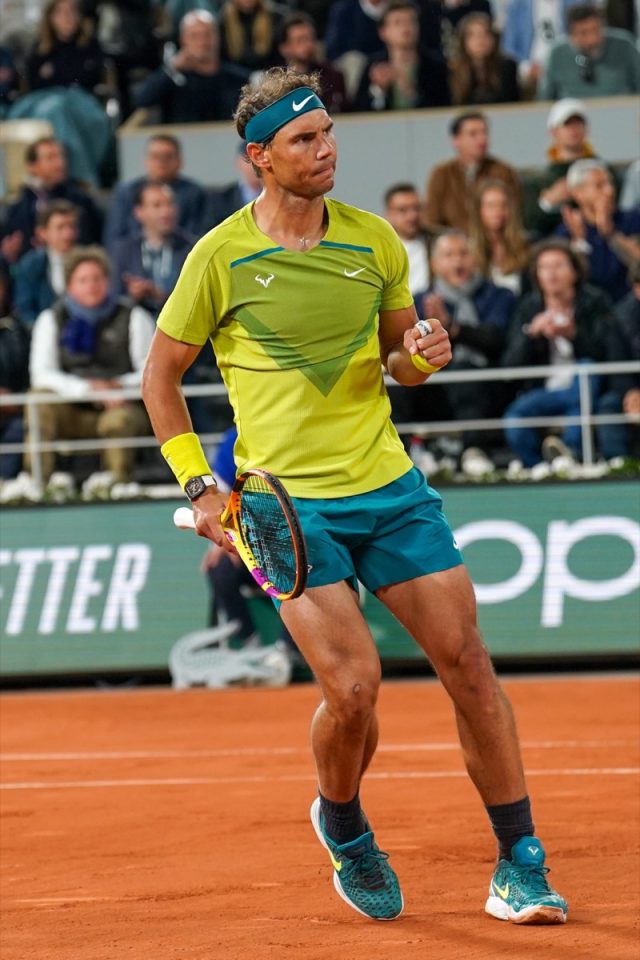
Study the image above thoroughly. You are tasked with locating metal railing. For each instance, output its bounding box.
[1,360,639,489]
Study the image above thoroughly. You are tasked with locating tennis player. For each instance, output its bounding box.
[141,68,568,926]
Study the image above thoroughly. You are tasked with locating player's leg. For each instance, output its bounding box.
[280,581,403,920]
[377,567,567,924]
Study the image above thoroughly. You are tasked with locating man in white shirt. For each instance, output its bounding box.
[383,183,430,295]
[29,247,154,483]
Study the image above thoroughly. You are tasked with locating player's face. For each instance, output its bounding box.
[265,110,337,198]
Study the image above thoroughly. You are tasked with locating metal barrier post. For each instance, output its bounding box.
[25,396,44,490]
[578,367,594,465]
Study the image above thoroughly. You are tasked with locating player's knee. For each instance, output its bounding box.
[441,627,497,698]
[325,671,380,730]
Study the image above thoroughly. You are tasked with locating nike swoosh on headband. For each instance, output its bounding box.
[292,94,315,112]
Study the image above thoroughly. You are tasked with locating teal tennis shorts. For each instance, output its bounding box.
[291,466,463,596]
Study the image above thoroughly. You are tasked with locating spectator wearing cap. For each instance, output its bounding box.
[538,3,640,100]
[104,135,206,253]
[133,10,250,124]
[424,110,520,234]
[523,98,604,238]
[557,158,640,303]
[353,0,450,112]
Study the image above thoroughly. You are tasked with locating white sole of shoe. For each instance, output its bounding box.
[309,797,404,921]
[485,894,567,924]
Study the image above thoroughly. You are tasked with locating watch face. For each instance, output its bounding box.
[185,476,206,501]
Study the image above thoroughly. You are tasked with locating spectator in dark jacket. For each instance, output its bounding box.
[110,183,194,318]
[104,134,206,252]
[0,261,31,480]
[277,12,349,113]
[353,0,449,112]
[2,137,102,263]
[26,0,104,93]
[202,141,262,231]
[219,0,283,73]
[12,200,79,328]
[503,238,613,466]
[595,262,640,459]
[557,159,640,303]
[133,10,249,124]
[448,12,519,106]
[416,229,515,459]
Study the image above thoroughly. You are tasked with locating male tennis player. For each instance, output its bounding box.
[141,68,568,925]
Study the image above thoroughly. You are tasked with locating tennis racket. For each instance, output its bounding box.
[173,469,308,601]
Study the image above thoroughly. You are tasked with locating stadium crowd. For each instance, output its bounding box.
[0,0,638,490]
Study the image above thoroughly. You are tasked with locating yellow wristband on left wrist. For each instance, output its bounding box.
[160,431,212,489]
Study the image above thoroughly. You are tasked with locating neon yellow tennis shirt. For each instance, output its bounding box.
[157,197,415,497]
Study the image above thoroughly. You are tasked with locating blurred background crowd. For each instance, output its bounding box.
[0,0,638,494]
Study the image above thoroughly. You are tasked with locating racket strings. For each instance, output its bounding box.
[240,478,298,593]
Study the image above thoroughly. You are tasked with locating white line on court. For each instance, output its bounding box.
[0,740,635,762]
[1,767,638,790]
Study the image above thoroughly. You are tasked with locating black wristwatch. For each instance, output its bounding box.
[184,474,217,502]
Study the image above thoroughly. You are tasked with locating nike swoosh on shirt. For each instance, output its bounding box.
[292,95,314,112]
[344,268,366,277]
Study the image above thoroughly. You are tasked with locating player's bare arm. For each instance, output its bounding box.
[379,306,452,385]
[142,328,233,551]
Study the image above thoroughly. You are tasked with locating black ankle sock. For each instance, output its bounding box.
[319,791,366,845]
[486,796,535,861]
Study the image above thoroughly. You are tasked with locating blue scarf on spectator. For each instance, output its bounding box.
[60,294,117,356]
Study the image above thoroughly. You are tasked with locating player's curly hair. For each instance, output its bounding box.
[234,67,322,143]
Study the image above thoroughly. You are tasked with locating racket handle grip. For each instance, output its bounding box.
[173,506,196,530]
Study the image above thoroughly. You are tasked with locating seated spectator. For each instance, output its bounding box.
[424,110,521,234]
[0,260,31,481]
[503,238,612,467]
[440,0,491,34]
[2,137,102,263]
[133,10,250,124]
[0,44,20,116]
[501,0,573,96]
[596,261,640,459]
[277,12,348,113]
[110,183,193,318]
[219,0,283,73]
[384,182,431,294]
[13,200,79,328]
[468,179,530,294]
[523,98,602,239]
[104,134,206,252]
[448,12,520,106]
[162,0,218,39]
[324,0,390,63]
[416,230,515,463]
[26,0,104,94]
[28,247,154,483]
[620,158,640,213]
[202,141,262,230]
[353,0,450,112]
[557,159,640,303]
[538,3,640,100]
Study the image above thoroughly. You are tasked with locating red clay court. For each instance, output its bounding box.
[1,675,638,959]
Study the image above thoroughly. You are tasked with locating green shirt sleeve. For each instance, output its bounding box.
[376,217,413,312]
[157,234,230,345]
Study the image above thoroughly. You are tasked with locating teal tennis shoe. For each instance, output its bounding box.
[485,836,568,924]
[310,797,403,920]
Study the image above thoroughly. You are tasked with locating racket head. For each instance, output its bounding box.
[221,469,308,601]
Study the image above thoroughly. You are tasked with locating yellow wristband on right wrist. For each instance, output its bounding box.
[160,431,212,489]
[411,353,441,374]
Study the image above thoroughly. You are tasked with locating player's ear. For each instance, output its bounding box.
[246,142,270,173]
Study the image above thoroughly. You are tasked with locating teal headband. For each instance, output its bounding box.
[244,87,326,144]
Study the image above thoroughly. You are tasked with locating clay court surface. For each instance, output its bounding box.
[1,675,638,960]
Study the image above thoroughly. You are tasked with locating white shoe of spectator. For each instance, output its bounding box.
[542,435,575,464]
[460,447,495,478]
[0,471,43,503]
[46,471,76,502]
[82,470,116,500]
